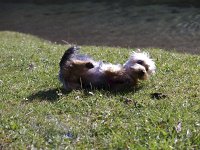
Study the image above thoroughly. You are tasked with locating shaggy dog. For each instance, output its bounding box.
[59,46,156,91]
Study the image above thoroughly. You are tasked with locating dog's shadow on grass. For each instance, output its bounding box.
[27,88,69,102]
[26,86,143,102]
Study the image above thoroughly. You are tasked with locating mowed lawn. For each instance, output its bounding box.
[0,31,199,149]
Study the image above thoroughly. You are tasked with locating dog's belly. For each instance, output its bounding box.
[82,68,106,88]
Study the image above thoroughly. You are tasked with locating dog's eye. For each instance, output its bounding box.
[136,60,143,65]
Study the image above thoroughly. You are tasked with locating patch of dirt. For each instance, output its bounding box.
[0,2,200,54]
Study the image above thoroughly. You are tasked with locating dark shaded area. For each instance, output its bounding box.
[27,88,69,102]
[1,0,200,6]
[0,2,200,54]
[26,85,142,102]
[151,92,168,100]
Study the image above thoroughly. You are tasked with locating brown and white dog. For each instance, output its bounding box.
[59,46,156,91]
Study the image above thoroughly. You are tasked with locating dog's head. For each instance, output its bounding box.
[124,50,156,80]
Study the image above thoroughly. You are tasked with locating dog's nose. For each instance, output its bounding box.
[145,65,149,72]
[138,70,145,76]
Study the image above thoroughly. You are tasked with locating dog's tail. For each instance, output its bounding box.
[59,46,79,67]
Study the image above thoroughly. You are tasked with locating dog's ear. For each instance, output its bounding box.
[85,62,94,69]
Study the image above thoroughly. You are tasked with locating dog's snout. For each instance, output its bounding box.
[138,70,145,76]
[145,65,149,72]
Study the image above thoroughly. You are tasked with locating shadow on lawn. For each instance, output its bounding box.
[26,86,142,102]
[27,88,69,102]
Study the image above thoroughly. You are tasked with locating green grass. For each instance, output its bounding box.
[0,31,200,149]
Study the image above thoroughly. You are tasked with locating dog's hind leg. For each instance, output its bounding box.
[59,46,80,67]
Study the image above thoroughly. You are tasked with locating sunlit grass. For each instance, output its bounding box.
[0,31,199,149]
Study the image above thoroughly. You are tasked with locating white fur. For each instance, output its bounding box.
[100,63,122,73]
[131,63,146,72]
[124,51,156,75]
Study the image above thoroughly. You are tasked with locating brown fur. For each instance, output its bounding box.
[60,60,94,89]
